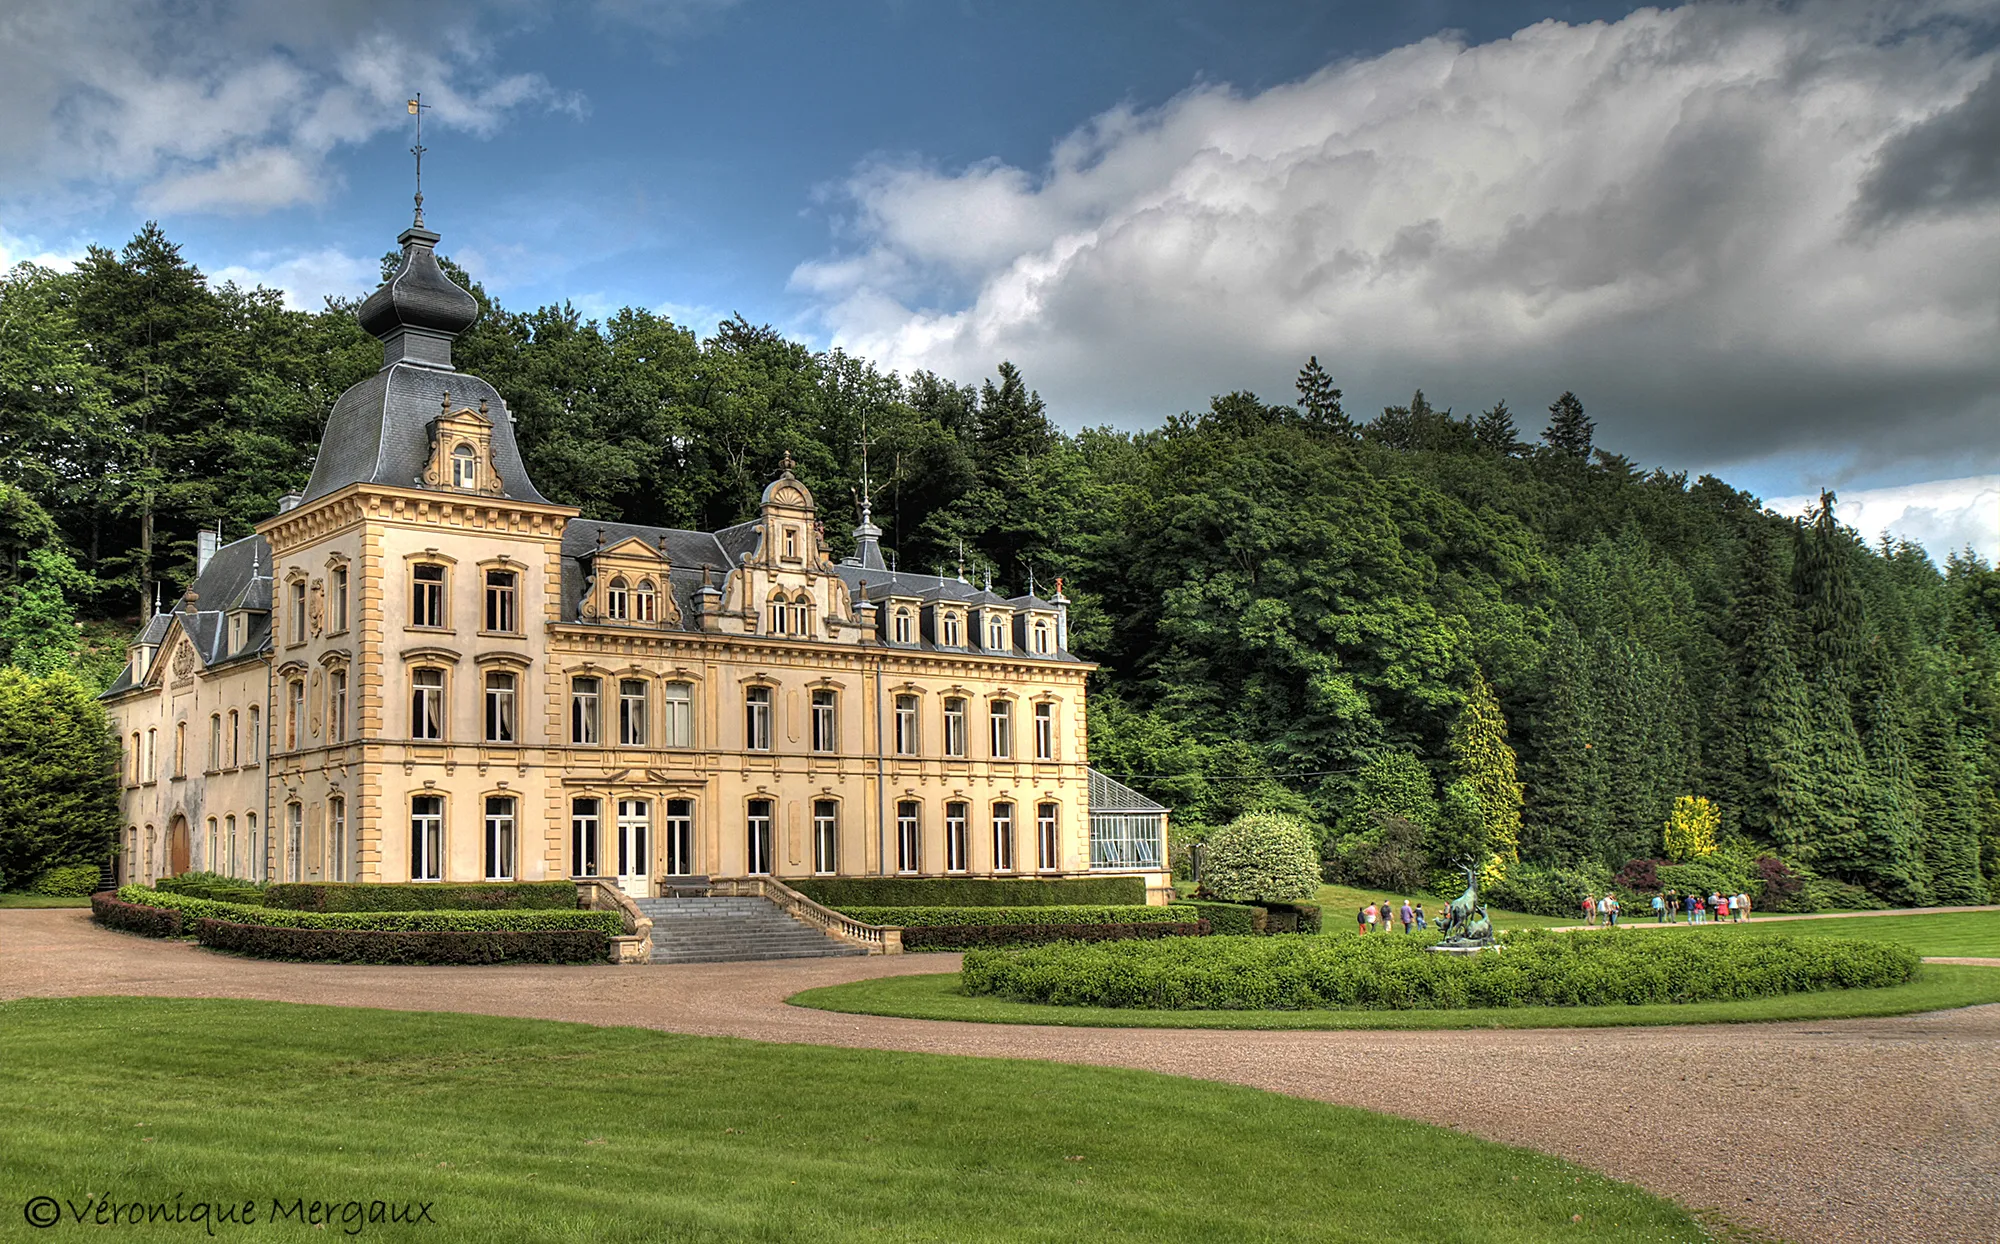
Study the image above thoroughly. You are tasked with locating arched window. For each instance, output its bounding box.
[768,592,789,635]
[894,608,913,644]
[225,815,238,878]
[942,611,961,647]
[1033,619,1052,654]
[987,615,1007,651]
[790,592,811,637]
[634,579,658,622]
[452,443,478,489]
[605,576,629,621]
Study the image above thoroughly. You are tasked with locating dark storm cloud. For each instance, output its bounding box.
[1857,63,2000,222]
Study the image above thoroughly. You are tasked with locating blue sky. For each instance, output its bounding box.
[3,1,1999,556]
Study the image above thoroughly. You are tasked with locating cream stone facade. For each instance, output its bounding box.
[102,219,1169,900]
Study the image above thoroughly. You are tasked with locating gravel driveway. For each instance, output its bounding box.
[6,908,1996,1244]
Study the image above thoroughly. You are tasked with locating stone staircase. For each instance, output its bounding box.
[633,894,871,964]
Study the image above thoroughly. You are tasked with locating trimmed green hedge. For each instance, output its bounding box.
[262,880,579,912]
[837,904,1197,928]
[961,928,1921,1011]
[157,871,267,904]
[91,891,183,937]
[792,876,1148,908]
[29,863,102,896]
[901,922,1207,951]
[193,919,608,965]
[119,885,621,935]
[1173,900,1263,935]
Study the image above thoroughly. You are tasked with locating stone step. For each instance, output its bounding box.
[635,890,871,964]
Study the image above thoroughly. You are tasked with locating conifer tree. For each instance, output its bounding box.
[1542,391,1594,458]
[1293,355,1351,437]
[1450,668,1523,879]
[1854,663,1929,903]
[0,666,120,887]
[1472,401,1519,455]
[1733,529,1818,853]
[1521,620,1603,860]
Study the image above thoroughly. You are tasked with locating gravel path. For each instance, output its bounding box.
[7,908,1998,1244]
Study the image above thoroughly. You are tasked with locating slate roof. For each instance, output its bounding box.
[101,533,273,697]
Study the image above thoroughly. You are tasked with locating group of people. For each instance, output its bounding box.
[1357,899,1425,934]
[1651,890,1752,923]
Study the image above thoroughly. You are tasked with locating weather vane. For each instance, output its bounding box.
[407,93,432,227]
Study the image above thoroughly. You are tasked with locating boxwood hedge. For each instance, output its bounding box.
[836,904,1198,928]
[261,880,579,912]
[961,928,1921,1011]
[193,919,608,965]
[156,872,267,904]
[901,922,1207,951]
[118,885,621,936]
[792,876,1147,908]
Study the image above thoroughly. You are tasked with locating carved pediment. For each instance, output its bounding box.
[423,397,505,496]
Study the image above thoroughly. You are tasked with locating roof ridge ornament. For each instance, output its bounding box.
[407,93,432,229]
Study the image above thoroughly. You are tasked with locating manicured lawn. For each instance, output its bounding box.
[0,997,1714,1244]
[1592,910,2000,958]
[0,892,91,908]
[789,963,2000,1031]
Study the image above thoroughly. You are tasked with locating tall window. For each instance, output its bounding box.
[746,799,774,873]
[246,812,259,882]
[452,443,478,488]
[664,798,695,876]
[790,593,810,636]
[484,569,517,633]
[286,801,304,883]
[606,576,629,621]
[943,697,967,757]
[744,686,772,751]
[617,799,649,879]
[989,699,1013,759]
[410,795,443,881]
[942,611,961,647]
[174,722,186,776]
[988,616,1007,650]
[767,594,786,634]
[411,668,444,740]
[810,689,837,752]
[246,709,259,764]
[330,564,348,632]
[893,608,912,643]
[328,797,346,882]
[619,679,648,746]
[1034,702,1055,761]
[285,678,305,749]
[328,668,348,743]
[634,580,658,622]
[207,714,222,770]
[812,799,838,874]
[412,563,446,628]
[227,710,239,767]
[945,802,969,873]
[485,671,516,742]
[894,694,918,755]
[896,801,921,874]
[129,731,140,784]
[289,579,307,644]
[570,797,601,877]
[996,804,1016,872]
[571,676,602,745]
[485,796,516,881]
[1033,618,1052,654]
[207,817,218,870]
[663,682,693,747]
[225,815,238,878]
[145,728,156,781]
[1037,802,1060,872]
[783,526,798,560]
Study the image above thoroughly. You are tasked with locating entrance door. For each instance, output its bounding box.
[167,816,191,877]
[615,799,650,897]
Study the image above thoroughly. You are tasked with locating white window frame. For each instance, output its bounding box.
[328,797,347,882]
[992,802,1014,873]
[411,668,445,741]
[1034,702,1055,761]
[810,689,837,753]
[410,796,443,881]
[571,797,601,877]
[663,682,693,748]
[412,563,447,629]
[989,699,1013,759]
[745,686,773,751]
[328,668,347,743]
[746,798,774,873]
[1037,802,1060,872]
[484,569,517,633]
[664,798,696,876]
[894,694,919,756]
[571,676,602,745]
[945,802,969,873]
[812,799,838,875]
[896,800,921,874]
[485,670,516,743]
[619,678,648,746]
[330,564,349,633]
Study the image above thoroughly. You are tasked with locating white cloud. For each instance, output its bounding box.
[0,0,585,215]
[1770,475,2000,564]
[0,224,86,272]
[795,2,2000,482]
[210,247,379,310]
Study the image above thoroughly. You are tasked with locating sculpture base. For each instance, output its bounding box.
[1426,941,1499,956]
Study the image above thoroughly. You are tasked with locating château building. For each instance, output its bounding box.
[101,217,1169,902]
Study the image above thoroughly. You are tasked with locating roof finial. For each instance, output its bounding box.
[780,448,796,474]
[956,540,967,583]
[407,93,432,228]
[1028,564,1037,598]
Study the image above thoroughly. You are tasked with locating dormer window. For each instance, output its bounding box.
[987,616,1007,651]
[894,607,913,644]
[942,611,961,647]
[605,576,629,621]
[634,579,658,623]
[791,592,811,637]
[768,593,787,635]
[782,526,799,560]
[452,443,478,489]
[1032,618,1052,655]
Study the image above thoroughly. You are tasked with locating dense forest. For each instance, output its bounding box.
[3,224,1997,908]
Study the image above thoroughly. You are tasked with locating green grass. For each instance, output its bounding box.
[789,963,2000,1031]
[1310,882,1575,930]
[0,892,92,908]
[0,997,1715,1244]
[1613,910,2000,959]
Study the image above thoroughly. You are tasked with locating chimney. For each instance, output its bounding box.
[195,530,221,577]
[276,492,303,513]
